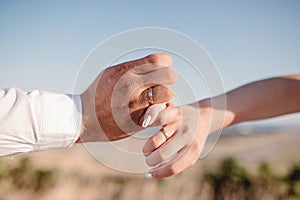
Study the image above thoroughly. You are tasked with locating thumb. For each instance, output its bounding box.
[142,103,167,128]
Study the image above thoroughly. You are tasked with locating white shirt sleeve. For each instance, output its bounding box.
[0,88,82,157]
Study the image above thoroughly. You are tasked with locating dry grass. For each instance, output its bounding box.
[0,129,300,200]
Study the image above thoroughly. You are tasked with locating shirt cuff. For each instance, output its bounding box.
[33,92,82,152]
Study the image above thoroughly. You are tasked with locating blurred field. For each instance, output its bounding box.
[0,127,299,200]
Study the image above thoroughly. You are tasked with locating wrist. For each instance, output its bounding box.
[78,91,93,142]
[197,96,235,134]
[78,88,107,142]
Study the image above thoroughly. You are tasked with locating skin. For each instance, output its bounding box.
[78,53,177,142]
[143,75,300,178]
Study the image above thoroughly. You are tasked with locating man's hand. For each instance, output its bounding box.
[79,53,177,142]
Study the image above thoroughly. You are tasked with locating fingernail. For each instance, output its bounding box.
[142,115,151,128]
[145,172,153,179]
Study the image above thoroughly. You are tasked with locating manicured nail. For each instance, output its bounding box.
[145,172,153,179]
[142,115,151,128]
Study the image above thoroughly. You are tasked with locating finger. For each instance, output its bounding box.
[143,121,179,156]
[141,103,167,128]
[145,132,185,167]
[131,53,172,74]
[149,142,201,179]
[141,67,177,85]
[140,102,178,128]
[149,102,178,127]
[141,102,176,127]
[139,85,174,107]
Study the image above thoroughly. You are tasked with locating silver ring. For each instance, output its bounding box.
[162,129,168,140]
[148,88,154,104]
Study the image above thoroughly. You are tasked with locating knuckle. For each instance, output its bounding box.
[117,76,136,93]
[142,145,149,154]
[190,142,202,155]
[157,115,166,126]
[167,164,179,175]
[164,88,174,100]
[146,54,160,63]
[146,157,154,166]
[147,53,172,65]
[156,152,164,163]
[145,141,155,154]
[152,136,161,148]
[143,140,155,153]
[191,142,201,152]
[182,125,190,136]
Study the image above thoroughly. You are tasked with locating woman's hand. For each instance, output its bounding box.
[142,100,226,179]
[143,75,300,179]
[79,53,177,142]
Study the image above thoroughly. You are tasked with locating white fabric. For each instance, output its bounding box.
[0,88,82,156]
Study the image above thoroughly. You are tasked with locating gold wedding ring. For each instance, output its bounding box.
[148,88,154,104]
[162,128,168,140]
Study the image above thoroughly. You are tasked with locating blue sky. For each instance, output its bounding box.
[0,0,299,125]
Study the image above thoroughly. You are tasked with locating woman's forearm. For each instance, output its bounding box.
[223,75,300,127]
